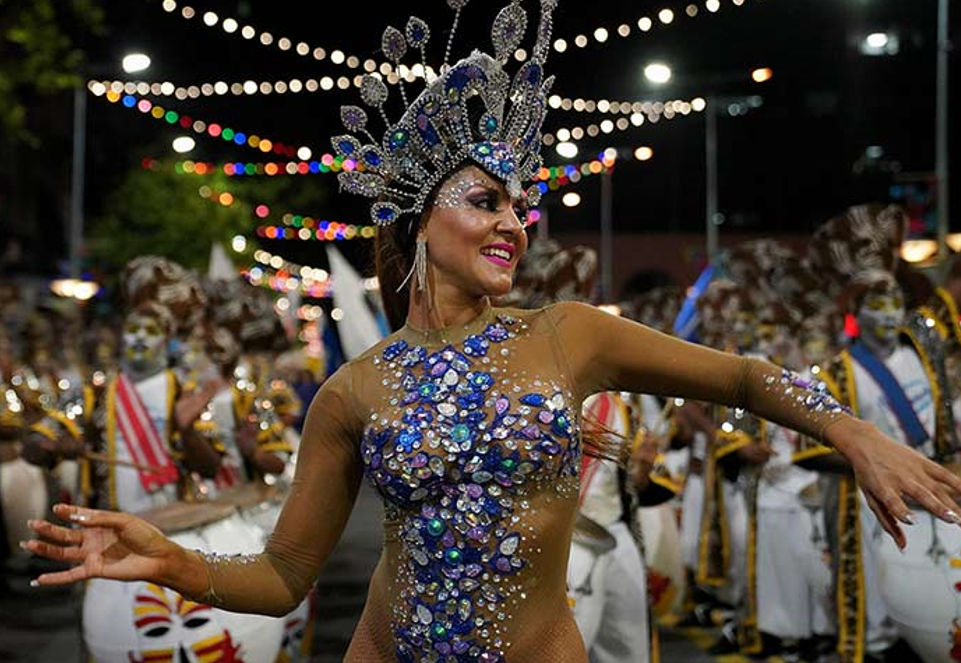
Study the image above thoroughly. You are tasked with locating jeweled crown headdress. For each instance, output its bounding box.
[333,0,556,227]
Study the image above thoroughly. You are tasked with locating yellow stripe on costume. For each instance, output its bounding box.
[29,423,58,441]
[105,376,119,511]
[47,410,82,439]
[714,429,752,459]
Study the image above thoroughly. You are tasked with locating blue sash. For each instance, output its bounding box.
[848,343,930,449]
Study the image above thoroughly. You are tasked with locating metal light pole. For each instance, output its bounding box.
[600,169,614,300]
[69,85,87,279]
[936,0,950,261]
[705,97,719,263]
[69,54,150,279]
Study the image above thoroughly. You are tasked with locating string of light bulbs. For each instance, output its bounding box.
[551,0,758,55]
[91,84,318,159]
[170,157,357,177]
[155,0,438,88]
[548,95,708,116]
[542,99,704,147]
[243,265,333,299]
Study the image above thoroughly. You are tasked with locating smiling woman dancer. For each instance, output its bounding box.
[22,2,961,662]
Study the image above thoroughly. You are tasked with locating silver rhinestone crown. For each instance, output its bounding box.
[333,0,556,227]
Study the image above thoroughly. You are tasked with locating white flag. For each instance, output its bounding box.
[326,245,385,359]
[207,243,236,280]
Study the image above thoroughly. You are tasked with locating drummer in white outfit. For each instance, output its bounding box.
[569,390,669,663]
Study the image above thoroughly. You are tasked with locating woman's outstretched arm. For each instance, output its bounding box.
[548,301,961,548]
[24,364,365,617]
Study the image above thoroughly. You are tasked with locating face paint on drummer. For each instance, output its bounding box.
[122,313,168,377]
[857,290,905,354]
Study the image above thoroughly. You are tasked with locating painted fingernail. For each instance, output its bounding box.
[19,541,29,551]
[904,513,918,525]
[29,580,40,588]
[69,513,88,523]
[945,510,961,524]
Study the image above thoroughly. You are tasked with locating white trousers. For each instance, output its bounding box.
[569,521,650,663]
[756,505,834,639]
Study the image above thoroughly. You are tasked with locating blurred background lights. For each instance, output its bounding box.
[231,235,247,253]
[171,136,195,153]
[331,308,345,321]
[644,63,672,85]
[121,53,151,74]
[555,141,579,159]
[634,146,654,161]
[751,67,773,83]
[562,192,582,207]
[860,31,899,56]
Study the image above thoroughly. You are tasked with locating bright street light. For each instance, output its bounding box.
[644,63,672,85]
[172,136,196,153]
[121,53,152,74]
[556,141,579,159]
[634,146,654,161]
[751,67,773,83]
[860,32,899,56]
[562,192,582,208]
[866,32,889,49]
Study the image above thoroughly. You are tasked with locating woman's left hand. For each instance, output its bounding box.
[828,417,961,549]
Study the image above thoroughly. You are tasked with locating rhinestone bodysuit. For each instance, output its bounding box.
[363,311,579,662]
[194,302,850,663]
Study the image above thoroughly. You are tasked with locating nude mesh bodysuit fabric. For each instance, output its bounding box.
[193,302,847,663]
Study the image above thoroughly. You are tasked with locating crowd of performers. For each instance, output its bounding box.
[540,202,961,663]
[1,256,317,662]
[3,201,961,663]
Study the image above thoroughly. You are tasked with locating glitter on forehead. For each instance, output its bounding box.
[433,171,498,210]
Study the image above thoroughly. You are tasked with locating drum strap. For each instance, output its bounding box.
[114,373,179,492]
[848,342,929,449]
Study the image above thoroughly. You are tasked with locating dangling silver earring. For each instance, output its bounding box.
[397,237,429,295]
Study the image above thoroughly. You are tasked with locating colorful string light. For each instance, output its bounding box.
[172,157,359,177]
[89,83,315,159]
[197,186,377,242]
[257,218,378,242]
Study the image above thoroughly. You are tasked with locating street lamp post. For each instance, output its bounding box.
[68,86,87,279]
[705,97,719,263]
[936,0,950,261]
[68,53,151,279]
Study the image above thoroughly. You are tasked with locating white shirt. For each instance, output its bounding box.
[113,371,179,513]
[851,344,935,458]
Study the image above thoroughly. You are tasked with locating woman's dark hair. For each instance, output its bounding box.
[375,209,428,332]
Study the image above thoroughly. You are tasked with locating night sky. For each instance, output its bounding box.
[62,0,961,275]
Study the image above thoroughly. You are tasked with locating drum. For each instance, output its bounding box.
[83,499,286,663]
[567,513,617,599]
[1,457,49,556]
[638,503,686,618]
[218,481,285,537]
[276,592,315,663]
[878,506,961,663]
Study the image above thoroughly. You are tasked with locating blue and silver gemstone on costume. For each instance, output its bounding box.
[361,315,579,663]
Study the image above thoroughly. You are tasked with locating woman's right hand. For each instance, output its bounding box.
[22,503,180,587]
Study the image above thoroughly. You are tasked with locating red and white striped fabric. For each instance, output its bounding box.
[579,392,618,507]
[115,373,179,492]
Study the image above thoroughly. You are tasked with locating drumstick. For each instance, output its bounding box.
[84,451,167,474]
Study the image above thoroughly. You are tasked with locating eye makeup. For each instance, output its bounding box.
[433,173,498,209]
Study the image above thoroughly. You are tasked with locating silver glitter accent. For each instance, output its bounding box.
[434,174,496,209]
